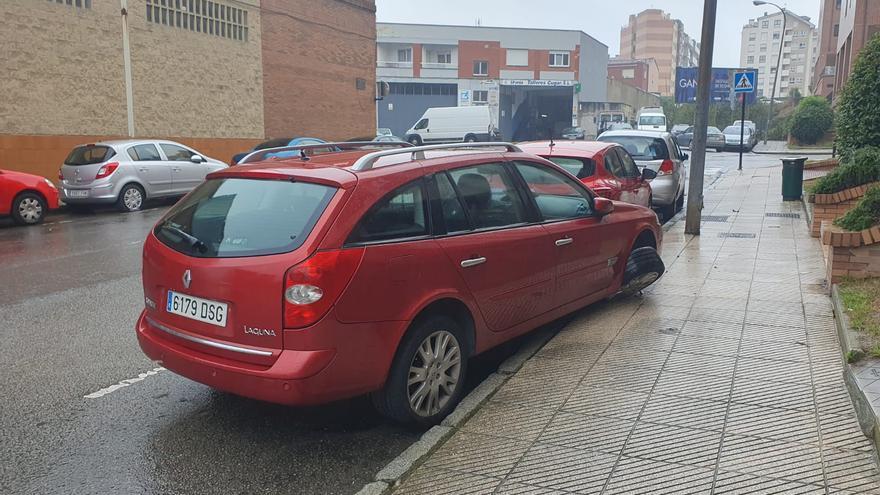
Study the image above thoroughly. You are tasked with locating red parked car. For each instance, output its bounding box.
[136,142,664,425]
[518,141,655,208]
[0,169,60,225]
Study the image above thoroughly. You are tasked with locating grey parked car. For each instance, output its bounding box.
[59,140,227,212]
[597,130,688,219]
[675,126,725,151]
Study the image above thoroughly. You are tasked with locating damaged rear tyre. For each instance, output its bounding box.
[620,246,665,296]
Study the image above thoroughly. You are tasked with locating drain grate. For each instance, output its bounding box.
[719,232,757,238]
[703,215,729,222]
[766,212,801,219]
[659,327,681,335]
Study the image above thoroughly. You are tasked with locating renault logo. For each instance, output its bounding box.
[182,269,192,289]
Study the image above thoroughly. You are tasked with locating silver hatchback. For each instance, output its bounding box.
[59,140,227,211]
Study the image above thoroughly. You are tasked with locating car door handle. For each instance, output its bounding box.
[460,257,486,268]
[555,237,574,247]
[172,167,182,172]
[138,167,148,172]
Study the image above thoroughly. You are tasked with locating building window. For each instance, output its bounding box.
[146,0,248,41]
[472,90,488,105]
[773,32,780,40]
[506,49,528,66]
[749,32,756,41]
[473,60,489,76]
[759,55,767,63]
[748,44,755,53]
[760,44,767,52]
[762,20,769,28]
[833,24,839,36]
[549,51,570,67]
[747,56,755,64]
[397,48,412,63]
[49,0,91,7]
[436,52,451,64]
[621,68,635,79]
[774,19,782,27]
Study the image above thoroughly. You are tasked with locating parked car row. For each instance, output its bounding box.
[135,140,667,425]
[671,120,758,152]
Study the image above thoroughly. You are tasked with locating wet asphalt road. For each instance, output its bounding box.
[0,150,828,494]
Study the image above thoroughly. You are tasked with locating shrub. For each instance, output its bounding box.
[812,146,880,194]
[835,186,880,231]
[836,34,880,158]
[789,96,833,144]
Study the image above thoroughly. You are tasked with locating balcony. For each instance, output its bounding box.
[378,61,413,69]
[823,65,837,76]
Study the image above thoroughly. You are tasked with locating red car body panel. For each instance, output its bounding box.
[136,147,662,406]
[518,141,652,208]
[0,169,60,216]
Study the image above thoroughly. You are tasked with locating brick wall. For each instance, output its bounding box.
[260,0,376,141]
[458,40,503,79]
[825,242,880,283]
[811,199,859,237]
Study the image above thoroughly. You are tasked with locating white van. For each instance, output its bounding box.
[637,107,667,131]
[405,106,498,145]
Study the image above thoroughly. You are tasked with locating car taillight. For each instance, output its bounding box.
[95,162,119,179]
[58,170,64,181]
[283,248,364,328]
[658,160,674,176]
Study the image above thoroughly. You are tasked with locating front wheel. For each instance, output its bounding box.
[463,134,478,143]
[372,315,468,426]
[620,246,665,296]
[407,135,422,146]
[12,192,47,225]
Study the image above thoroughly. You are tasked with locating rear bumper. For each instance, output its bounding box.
[60,185,118,204]
[136,310,407,406]
[649,176,678,206]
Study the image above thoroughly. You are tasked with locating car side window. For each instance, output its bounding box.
[347,180,429,244]
[414,119,428,130]
[604,149,625,178]
[514,162,593,221]
[447,163,527,230]
[434,173,471,233]
[160,144,193,162]
[127,144,161,161]
[545,157,596,179]
[615,148,641,178]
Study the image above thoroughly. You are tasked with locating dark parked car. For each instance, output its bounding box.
[231,137,329,164]
[675,126,725,151]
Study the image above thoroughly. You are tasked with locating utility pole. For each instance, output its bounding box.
[754,1,787,144]
[121,0,135,137]
[685,0,718,235]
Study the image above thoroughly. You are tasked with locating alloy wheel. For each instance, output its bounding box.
[407,330,462,417]
[18,197,43,223]
[123,188,143,211]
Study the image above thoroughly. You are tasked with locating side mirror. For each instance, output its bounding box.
[682,153,689,161]
[641,168,658,180]
[594,197,615,216]
[190,154,204,163]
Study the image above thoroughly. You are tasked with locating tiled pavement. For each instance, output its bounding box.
[392,167,880,494]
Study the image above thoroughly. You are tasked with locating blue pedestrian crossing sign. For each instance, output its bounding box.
[734,71,756,93]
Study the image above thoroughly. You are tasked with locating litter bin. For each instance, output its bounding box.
[781,156,807,201]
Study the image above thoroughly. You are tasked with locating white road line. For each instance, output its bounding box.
[84,367,166,399]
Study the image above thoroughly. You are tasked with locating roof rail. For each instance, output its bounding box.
[237,141,412,165]
[350,142,522,171]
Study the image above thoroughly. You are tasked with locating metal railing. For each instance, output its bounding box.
[237,141,411,165]
[350,142,522,171]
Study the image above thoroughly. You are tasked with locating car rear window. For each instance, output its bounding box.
[65,145,115,165]
[154,178,336,258]
[639,116,666,126]
[597,136,669,161]
[545,157,596,179]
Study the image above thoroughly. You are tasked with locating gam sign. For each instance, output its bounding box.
[675,67,758,105]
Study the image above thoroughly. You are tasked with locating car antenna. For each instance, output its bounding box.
[299,149,310,161]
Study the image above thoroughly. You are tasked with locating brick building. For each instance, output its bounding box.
[619,9,699,97]
[607,58,660,94]
[375,23,609,140]
[834,0,880,96]
[812,0,842,99]
[0,0,376,179]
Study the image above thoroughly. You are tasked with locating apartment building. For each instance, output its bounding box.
[0,0,376,178]
[375,23,609,140]
[740,10,818,99]
[834,0,880,95]
[607,58,660,94]
[813,0,842,99]
[619,9,699,97]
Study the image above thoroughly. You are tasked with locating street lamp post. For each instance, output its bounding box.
[753,0,787,145]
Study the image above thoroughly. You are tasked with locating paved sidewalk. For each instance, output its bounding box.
[392,167,880,494]
[753,140,833,155]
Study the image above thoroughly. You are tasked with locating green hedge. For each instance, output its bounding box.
[836,34,880,159]
[812,147,880,194]
[835,186,880,231]
[790,97,833,145]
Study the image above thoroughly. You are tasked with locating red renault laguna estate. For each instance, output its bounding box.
[136,142,664,425]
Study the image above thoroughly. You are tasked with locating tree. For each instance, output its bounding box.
[836,33,880,158]
[789,96,833,145]
[788,87,803,105]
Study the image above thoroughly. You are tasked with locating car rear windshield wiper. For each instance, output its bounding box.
[161,223,207,253]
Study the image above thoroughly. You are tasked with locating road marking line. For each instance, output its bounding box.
[84,367,166,399]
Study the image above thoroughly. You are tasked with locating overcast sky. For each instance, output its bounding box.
[375,0,821,67]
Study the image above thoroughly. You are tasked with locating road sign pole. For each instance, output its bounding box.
[739,94,746,171]
[685,0,718,235]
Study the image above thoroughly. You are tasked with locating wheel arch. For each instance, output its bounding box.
[632,228,657,250]
[406,297,477,357]
[119,180,148,199]
[11,188,47,211]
